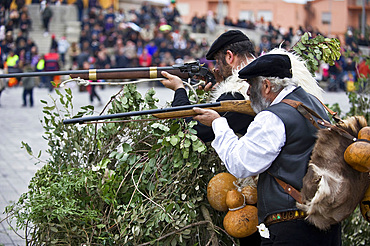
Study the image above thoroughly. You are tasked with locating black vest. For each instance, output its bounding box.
[257,86,329,223]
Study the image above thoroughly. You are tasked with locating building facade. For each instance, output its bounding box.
[175,0,370,40]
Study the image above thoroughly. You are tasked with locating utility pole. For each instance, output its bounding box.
[218,0,223,24]
[361,0,366,36]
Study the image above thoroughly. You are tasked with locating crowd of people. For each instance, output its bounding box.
[0,0,369,107]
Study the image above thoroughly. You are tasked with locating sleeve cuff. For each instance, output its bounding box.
[212,117,229,134]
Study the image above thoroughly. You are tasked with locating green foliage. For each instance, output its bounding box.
[344,54,370,124]
[292,32,341,75]
[6,85,233,245]
[342,207,370,246]
[5,32,370,245]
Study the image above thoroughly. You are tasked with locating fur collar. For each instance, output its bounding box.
[210,73,250,102]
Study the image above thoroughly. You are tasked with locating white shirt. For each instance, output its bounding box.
[211,85,297,178]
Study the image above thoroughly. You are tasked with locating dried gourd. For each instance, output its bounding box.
[344,126,370,172]
[207,172,237,212]
[226,189,245,210]
[360,185,370,223]
[223,205,258,238]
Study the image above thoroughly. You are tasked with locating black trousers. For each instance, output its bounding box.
[23,88,34,107]
[261,220,341,246]
[239,230,261,245]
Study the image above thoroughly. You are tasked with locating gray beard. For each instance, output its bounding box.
[250,91,271,114]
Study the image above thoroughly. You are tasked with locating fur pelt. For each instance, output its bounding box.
[267,48,324,101]
[297,116,370,230]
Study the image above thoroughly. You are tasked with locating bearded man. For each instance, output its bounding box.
[161,29,256,142]
[161,29,261,245]
[192,53,342,246]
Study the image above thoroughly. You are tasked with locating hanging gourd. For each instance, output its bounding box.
[226,189,245,210]
[207,172,237,212]
[344,126,370,172]
[223,205,258,238]
[360,185,370,223]
[241,185,258,205]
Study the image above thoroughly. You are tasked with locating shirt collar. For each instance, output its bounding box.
[270,85,297,106]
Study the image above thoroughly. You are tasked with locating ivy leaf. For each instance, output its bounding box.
[21,141,32,155]
[170,135,179,146]
[96,224,105,229]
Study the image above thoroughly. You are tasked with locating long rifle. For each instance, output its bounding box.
[63,100,255,125]
[0,61,216,85]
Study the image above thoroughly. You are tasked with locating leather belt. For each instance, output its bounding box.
[264,210,306,227]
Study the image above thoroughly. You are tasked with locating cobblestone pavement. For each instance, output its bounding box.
[0,81,349,245]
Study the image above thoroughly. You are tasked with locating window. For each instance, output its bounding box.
[322,12,331,24]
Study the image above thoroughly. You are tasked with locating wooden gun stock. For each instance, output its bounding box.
[63,100,255,124]
[152,100,255,119]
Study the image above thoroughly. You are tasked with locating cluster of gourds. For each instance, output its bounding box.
[207,172,258,238]
[344,126,370,223]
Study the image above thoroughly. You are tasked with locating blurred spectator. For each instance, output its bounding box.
[6,49,20,74]
[114,48,130,68]
[50,33,58,51]
[115,8,125,25]
[0,61,5,106]
[138,48,152,67]
[67,41,81,66]
[82,60,102,105]
[258,35,271,55]
[75,0,84,22]
[206,11,216,34]
[342,57,357,91]
[191,13,199,32]
[358,57,370,79]
[57,36,70,67]
[357,33,369,46]
[161,51,174,66]
[19,12,32,35]
[9,9,20,29]
[21,64,35,107]
[327,58,344,92]
[76,41,91,68]
[122,40,137,67]
[145,40,157,56]
[95,49,111,69]
[41,1,53,36]
[44,49,60,91]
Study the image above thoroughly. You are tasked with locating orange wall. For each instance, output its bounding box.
[176,0,369,39]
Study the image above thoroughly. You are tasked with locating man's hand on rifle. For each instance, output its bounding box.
[198,66,221,91]
[161,71,185,91]
[192,107,221,127]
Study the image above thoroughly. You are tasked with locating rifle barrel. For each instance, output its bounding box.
[0,66,183,79]
[63,101,222,125]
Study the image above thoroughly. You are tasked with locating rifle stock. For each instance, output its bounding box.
[152,100,255,119]
[63,100,255,124]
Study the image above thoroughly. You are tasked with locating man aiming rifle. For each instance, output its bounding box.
[161,29,261,245]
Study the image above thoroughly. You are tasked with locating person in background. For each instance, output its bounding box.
[57,36,70,67]
[21,64,35,107]
[41,1,53,36]
[82,60,102,106]
[67,41,81,68]
[0,61,5,106]
[50,33,58,52]
[44,48,60,91]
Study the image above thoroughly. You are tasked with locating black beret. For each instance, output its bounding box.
[206,30,250,60]
[238,54,292,80]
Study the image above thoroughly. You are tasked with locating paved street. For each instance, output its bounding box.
[0,81,349,245]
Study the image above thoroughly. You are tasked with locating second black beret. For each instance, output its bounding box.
[205,30,250,60]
